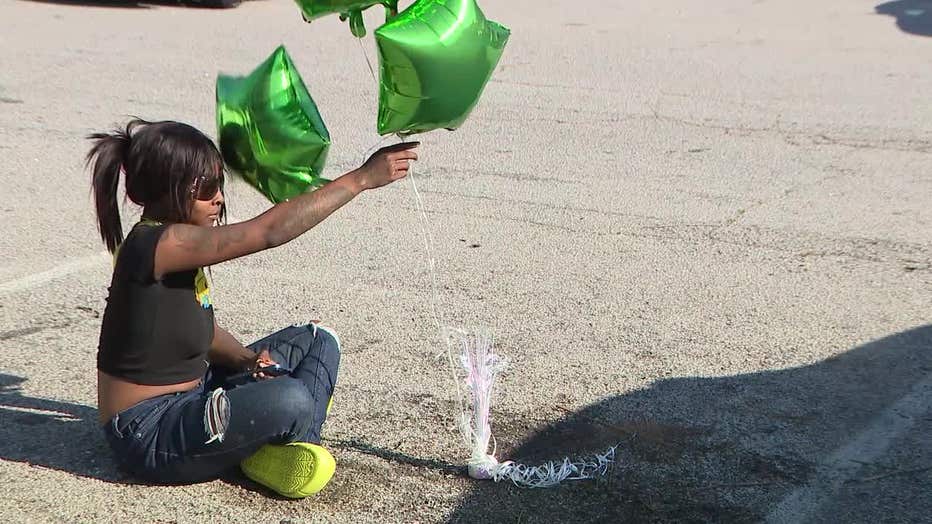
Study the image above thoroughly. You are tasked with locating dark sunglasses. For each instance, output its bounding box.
[191,172,224,201]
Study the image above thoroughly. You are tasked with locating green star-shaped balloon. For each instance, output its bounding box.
[216,45,331,204]
[375,0,510,136]
[296,0,399,37]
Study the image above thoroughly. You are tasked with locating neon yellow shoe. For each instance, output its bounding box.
[241,442,336,498]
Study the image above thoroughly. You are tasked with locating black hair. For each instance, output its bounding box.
[86,119,226,252]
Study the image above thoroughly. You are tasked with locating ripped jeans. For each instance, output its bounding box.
[102,324,340,484]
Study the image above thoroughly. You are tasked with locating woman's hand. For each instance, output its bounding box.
[355,142,419,190]
[253,348,278,380]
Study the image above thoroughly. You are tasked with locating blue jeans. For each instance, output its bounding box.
[102,324,340,484]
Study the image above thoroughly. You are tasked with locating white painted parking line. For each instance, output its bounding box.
[766,372,932,523]
[0,252,109,296]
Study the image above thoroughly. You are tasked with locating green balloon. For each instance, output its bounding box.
[216,46,331,204]
[296,0,399,37]
[340,9,368,38]
[375,0,510,136]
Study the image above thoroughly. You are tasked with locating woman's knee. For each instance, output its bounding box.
[271,378,315,418]
[240,379,314,437]
[314,325,340,350]
[313,325,342,366]
[210,378,315,447]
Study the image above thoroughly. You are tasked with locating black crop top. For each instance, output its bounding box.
[97,222,214,385]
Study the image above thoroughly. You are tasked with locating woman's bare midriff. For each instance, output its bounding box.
[97,370,201,425]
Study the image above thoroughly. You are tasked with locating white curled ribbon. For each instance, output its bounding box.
[452,327,617,488]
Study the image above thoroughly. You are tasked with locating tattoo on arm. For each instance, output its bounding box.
[168,176,358,258]
[170,225,211,252]
[170,224,247,255]
[268,184,357,247]
[216,227,247,252]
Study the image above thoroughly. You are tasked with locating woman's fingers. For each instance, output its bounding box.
[254,348,276,374]
[359,141,419,190]
[390,150,418,162]
[380,141,419,154]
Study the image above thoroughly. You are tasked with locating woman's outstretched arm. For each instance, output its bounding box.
[153,142,418,278]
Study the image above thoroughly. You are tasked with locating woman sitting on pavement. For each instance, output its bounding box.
[88,118,418,497]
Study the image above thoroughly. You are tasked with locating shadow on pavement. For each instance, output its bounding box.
[876,0,932,36]
[3,322,929,516]
[0,373,128,482]
[325,437,465,475]
[449,324,932,523]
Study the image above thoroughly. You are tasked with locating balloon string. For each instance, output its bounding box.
[357,37,378,85]
[356,37,393,167]
[405,162,445,332]
[355,26,469,447]
[358,32,469,443]
[406,161,470,426]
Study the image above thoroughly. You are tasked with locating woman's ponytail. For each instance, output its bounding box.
[86,118,225,251]
[86,123,132,253]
